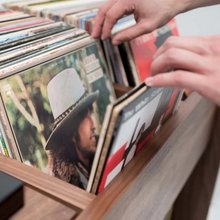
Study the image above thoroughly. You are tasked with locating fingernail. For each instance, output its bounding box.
[113,40,122,46]
[145,77,153,87]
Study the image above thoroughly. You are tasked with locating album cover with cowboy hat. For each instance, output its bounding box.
[0,40,115,190]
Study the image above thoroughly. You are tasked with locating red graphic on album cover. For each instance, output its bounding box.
[98,88,164,193]
[129,19,179,82]
[98,143,127,194]
[98,126,156,194]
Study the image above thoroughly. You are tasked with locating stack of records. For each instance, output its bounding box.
[0,1,184,194]
[5,0,179,87]
[3,0,106,19]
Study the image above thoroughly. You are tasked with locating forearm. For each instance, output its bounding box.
[180,0,220,13]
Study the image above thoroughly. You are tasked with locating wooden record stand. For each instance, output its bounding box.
[0,84,219,220]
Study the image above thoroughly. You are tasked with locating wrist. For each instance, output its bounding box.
[175,0,220,14]
[173,0,193,15]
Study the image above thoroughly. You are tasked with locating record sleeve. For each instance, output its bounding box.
[124,42,141,85]
[52,3,101,22]
[92,85,182,194]
[0,140,3,154]
[0,24,73,52]
[87,17,96,35]
[3,0,53,10]
[0,121,12,158]
[0,13,32,23]
[107,39,124,85]
[0,94,20,160]
[112,44,129,86]
[0,35,91,77]
[0,17,43,28]
[0,11,17,16]
[171,89,184,115]
[129,19,179,82]
[118,42,140,87]
[0,20,54,36]
[71,9,98,28]
[0,131,12,158]
[26,0,103,17]
[0,28,86,65]
[103,40,115,83]
[0,19,53,34]
[0,22,73,49]
[0,126,10,157]
[0,12,28,20]
[111,15,136,36]
[0,21,68,42]
[0,39,115,191]
[89,83,147,192]
[80,12,97,31]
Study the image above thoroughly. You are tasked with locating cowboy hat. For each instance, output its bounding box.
[45,68,99,150]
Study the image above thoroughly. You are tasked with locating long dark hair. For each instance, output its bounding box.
[47,105,93,185]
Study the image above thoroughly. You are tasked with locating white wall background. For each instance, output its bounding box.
[175,5,220,36]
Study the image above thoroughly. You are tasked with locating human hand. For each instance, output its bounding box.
[92,0,185,45]
[145,35,220,106]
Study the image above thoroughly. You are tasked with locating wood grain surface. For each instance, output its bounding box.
[76,93,215,220]
[0,155,96,214]
[172,107,220,220]
[113,83,133,98]
[9,186,76,220]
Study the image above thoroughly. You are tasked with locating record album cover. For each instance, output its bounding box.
[0,41,115,191]
[95,85,182,194]
[130,19,179,82]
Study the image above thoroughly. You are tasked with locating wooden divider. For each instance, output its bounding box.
[0,154,95,214]
[9,186,77,220]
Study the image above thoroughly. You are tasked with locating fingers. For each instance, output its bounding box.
[112,21,154,45]
[145,71,220,105]
[153,36,207,60]
[145,70,207,94]
[151,48,207,76]
[92,0,118,38]
[101,1,131,40]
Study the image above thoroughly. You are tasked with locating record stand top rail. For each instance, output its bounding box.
[0,84,219,220]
